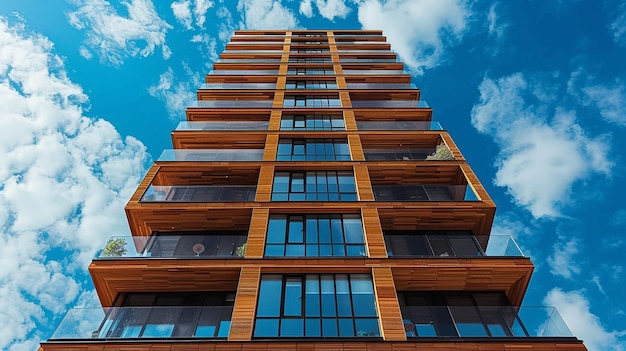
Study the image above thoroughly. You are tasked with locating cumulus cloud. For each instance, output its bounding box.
[216,6,235,43]
[582,82,626,127]
[299,0,351,20]
[148,65,203,120]
[610,2,626,45]
[544,288,626,351]
[0,17,148,348]
[67,0,172,65]
[471,73,613,218]
[357,0,469,73]
[171,0,214,30]
[547,237,580,279]
[487,3,505,39]
[237,0,298,29]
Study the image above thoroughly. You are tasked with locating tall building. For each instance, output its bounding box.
[41,30,587,350]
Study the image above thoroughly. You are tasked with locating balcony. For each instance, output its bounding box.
[141,185,257,202]
[216,59,282,63]
[351,100,429,108]
[208,70,278,75]
[342,69,406,75]
[385,234,524,258]
[50,306,232,340]
[97,234,247,259]
[364,148,437,161]
[401,306,572,338]
[201,83,276,89]
[356,121,442,130]
[189,100,274,108]
[157,149,264,162]
[372,185,478,201]
[346,83,417,89]
[176,121,269,131]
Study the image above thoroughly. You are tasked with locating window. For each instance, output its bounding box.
[146,231,247,258]
[384,231,483,257]
[283,95,341,108]
[289,57,332,63]
[285,80,338,89]
[291,48,330,53]
[265,214,365,257]
[254,274,379,337]
[272,171,357,201]
[280,115,345,131]
[287,68,334,75]
[276,139,350,161]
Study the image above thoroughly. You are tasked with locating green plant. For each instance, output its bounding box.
[425,143,455,161]
[235,242,247,257]
[101,238,128,257]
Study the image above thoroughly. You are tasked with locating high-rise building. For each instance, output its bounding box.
[40,30,587,350]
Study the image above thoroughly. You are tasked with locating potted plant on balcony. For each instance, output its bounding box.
[100,238,128,257]
[235,242,247,257]
[425,143,455,160]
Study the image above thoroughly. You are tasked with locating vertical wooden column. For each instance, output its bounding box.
[278,64,288,75]
[268,110,282,131]
[228,267,261,341]
[372,267,406,341]
[273,91,284,108]
[255,165,275,202]
[343,110,357,131]
[246,208,269,258]
[440,132,465,161]
[336,76,347,89]
[339,91,351,108]
[353,164,374,201]
[361,208,387,258]
[264,134,278,161]
[348,134,364,161]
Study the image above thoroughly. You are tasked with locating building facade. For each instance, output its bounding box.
[41,30,587,350]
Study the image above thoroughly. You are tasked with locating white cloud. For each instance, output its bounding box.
[300,0,351,20]
[581,81,626,127]
[544,288,626,351]
[67,0,172,65]
[471,73,613,218]
[610,3,626,45]
[77,45,93,60]
[547,237,580,279]
[148,66,201,120]
[357,0,469,74]
[0,17,148,348]
[216,6,235,42]
[171,0,193,30]
[487,3,505,39]
[237,0,298,29]
[171,0,214,30]
[613,208,626,226]
[300,0,314,17]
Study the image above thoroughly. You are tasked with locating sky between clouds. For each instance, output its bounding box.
[0,0,625,350]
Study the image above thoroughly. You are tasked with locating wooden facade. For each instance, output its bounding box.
[40,30,587,351]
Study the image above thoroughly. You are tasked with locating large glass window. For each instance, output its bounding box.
[254,274,379,338]
[285,80,338,89]
[276,139,350,161]
[287,67,334,75]
[280,114,345,131]
[384,231,483,257]
[291,48,330,53]
[265,214,365,257]
[283,95,341,108]
[271,171,357,201]
[289,57,332,63]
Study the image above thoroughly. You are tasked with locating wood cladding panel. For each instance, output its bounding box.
[171,132,266,149]
[268,110,282,131]
[361,208,387,258]
[354,165,374,201]
[340,91,352,108]
[368,163,466,185]
[246,208,269,258]
[89,257,533,307]
[129,165,158,202]
[337,76,347,89]
[372,267,406,341]
[348,135,364,161]
[354,109,430,121]
[344,110,357,131]
[278,64,288,76]
[272,91,284,108]
[334,64,343,75]
[263,134,278,161]
[39,340,588,351]
[255,165,274,202]
[229,267,261,341]
[440,132,465,160]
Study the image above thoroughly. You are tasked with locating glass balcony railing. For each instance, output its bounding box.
[141,185,257,202]
[223,50,283,53]
[346,83,417,89]
[208,70,278,75]
[97,235,247,259]
[351,100,430,108]
[50,306,232,339]
[342,70,406,75]
[401,306,572,338]
[385,234,525,258]
[216,59,282,63]
[157,149,264,162]
[372,185,478,201]
[201,83,276,90]
[189,100,274,108]
[357,121,443,130]
[336,50,392,54]
[364,148,437,161]
[176,121,269,131]
[339,58,397,63]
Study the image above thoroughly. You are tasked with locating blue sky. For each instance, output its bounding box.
[0,0,625,350]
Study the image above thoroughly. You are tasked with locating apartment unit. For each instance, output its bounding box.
[40,30,587,350]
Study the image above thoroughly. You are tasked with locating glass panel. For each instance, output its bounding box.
[266,216,287,244]
[254,318,279,337]
[335,275,352,317]
[257,276,282,317]
[280,318,303,336]
[305,275,320,317]
[284,278,303,316]
[343,216,364,243]
[320,275,336,317]
[350,274,377,317]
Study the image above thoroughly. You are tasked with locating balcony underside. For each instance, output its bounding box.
[89,257,532,307]
[39,339,587,351]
